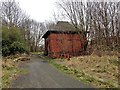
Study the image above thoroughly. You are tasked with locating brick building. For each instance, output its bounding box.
[42,21,87,58]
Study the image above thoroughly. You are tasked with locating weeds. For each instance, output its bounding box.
[2,55,29,88]
[50,55,119,88]
[2,66,28,88]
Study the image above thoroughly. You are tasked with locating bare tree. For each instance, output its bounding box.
[2,0,47,52]
[56,0,120,52]
[29,20,46,52]
[2,0,22,27]
[56,0,90,53]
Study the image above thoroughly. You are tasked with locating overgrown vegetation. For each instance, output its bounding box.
[50,54,119,88]
[2,0,46,55]
[2,0,46,88]
[2,26,30,57]
[2,54,29,88]
[2,66,28,88]
[2,25,30,88]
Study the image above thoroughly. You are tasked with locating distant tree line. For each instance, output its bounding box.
[2,0,120,56]
[2,0,46,56]
[55,0,120,52]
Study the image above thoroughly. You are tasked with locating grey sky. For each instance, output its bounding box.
[15,0,57,22]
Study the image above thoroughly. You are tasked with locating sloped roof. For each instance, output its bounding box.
[42,21,88,38]
[42,30,81,38]
[52,21,76,31]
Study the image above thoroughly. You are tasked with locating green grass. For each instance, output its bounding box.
[49,59,118,88]
[2,65,28,88]
[36,55,119,88]
[31,52,43,55]
[2,54,30,88]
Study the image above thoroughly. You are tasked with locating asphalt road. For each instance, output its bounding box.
[11,55,93,88]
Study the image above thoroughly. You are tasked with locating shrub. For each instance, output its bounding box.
[2,41,29,56]
[2,26,30,56]
[2,46,10,56]
[9,41,27,54]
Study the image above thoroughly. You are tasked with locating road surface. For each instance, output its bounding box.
[11,55,93,88]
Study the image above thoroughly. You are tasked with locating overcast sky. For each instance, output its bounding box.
[15,0,57,22]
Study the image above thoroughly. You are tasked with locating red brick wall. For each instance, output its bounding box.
[45,33,86,58]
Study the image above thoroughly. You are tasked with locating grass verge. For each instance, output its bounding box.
[49,55,119,88]
[2,55,29,88]
[31,52,43,55]
[2,67,28,88]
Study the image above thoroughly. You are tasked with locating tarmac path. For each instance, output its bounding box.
[11,55,94,88]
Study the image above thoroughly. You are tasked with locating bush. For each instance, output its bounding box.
[9,41,29,54]
[2,26,24,43]
[2,41,29,56]
[2,26,30,56]
[2,46,10,56]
